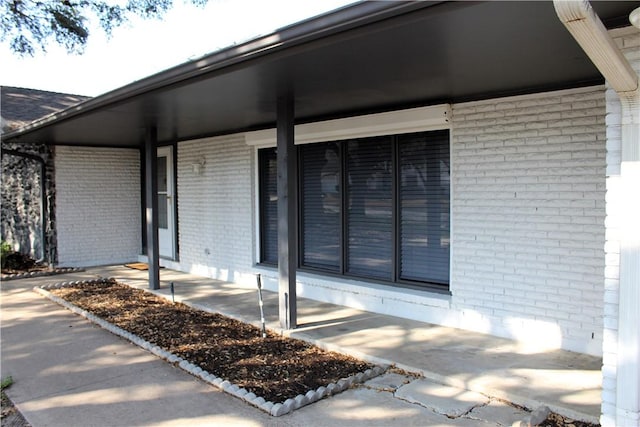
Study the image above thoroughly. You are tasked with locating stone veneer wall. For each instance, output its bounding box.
[1,142,57,263]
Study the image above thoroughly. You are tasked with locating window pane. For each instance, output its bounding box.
[157,156,168,229]
[158,194,168,229]
[301,142,340,270]
[259,148,278,264]
[398,131,450,284]
[157,156,167,192]
[346,137,393,279]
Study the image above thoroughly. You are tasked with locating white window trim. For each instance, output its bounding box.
[245,104,451,147]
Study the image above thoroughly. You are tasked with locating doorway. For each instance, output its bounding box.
[157,146,176,259]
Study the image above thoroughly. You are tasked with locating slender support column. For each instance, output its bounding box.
[144,126,160,290]
[277,95,297,329]
[616,92,640,426]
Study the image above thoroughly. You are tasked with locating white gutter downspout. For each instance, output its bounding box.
[554,2,640,426]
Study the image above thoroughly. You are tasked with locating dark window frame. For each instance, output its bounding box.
[258,129,450,292]
[258,147,278,265]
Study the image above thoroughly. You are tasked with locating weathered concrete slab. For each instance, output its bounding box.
[395,378,489,417]
[1,266,603,426]
[469,399,532,427]
[81,265,603,423]
[286,385,489,427]
[1,280,274,427]
[364,372,414,392]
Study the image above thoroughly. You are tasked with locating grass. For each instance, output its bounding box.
[1,376,13,390]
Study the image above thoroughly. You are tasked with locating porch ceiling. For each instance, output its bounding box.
[3,1,638,148]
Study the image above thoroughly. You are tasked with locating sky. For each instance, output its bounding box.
[0,0,356,97]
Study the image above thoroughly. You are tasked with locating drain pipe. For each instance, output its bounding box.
[554,2,640,426]
[1,149,48,264]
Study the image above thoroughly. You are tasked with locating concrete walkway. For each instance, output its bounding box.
[1,266,602,426]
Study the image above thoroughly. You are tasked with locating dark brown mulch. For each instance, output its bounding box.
[0,251,66,278]
[49,280,374,404]
[1,252,40,274]
[539,412,599,427]
[1,392,30,427]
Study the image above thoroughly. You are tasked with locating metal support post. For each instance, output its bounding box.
[277,94,297,330]
[144,126,160,290]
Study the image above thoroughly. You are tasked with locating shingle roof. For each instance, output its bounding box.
[1,86,91,133]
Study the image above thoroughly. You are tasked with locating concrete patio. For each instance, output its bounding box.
[1,265,602,425]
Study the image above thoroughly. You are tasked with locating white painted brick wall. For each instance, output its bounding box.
[176,135,255,284]
[601,26,640,427]
[451,86,606,356]
[55,146,141,267]
[171,88,608,358]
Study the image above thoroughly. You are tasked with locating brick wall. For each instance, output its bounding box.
[600,26,640,427]
[170,86,607,357]
[55,146,141,267]
[451,86,606,356]
[176,135,254,284]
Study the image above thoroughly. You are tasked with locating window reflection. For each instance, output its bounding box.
[301,143,340,270]
[346,137,393,279]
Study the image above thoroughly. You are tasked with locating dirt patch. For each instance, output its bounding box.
[1,251,40,274]
[48,280,374,404]
[540,412,599,427]
[1,393,30,427]
[1,252,82,280]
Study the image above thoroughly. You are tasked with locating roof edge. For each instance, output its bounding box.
[2,1,443,143]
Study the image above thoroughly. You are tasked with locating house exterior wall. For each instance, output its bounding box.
[451,86,606,356]
[1,142,56,263]
[600,26,640,427]
[175,135,255,283]
[169,85,607,357]
[55,146,141,267]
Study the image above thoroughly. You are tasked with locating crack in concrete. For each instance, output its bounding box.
[358,384,399,393]
[390,380,445,415]
[390,380,496,422]
[357,371,414,394]
[393,391,440,413]
[456,400,491,422]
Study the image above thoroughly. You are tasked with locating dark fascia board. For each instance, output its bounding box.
[1,1,440,144]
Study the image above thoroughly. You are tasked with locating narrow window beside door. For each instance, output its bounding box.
[157,156,168,229]
[258,148,278,265]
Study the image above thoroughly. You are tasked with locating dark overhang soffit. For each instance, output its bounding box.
[3,1,638,148]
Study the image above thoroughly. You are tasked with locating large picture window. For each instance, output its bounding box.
[258,129,450,289]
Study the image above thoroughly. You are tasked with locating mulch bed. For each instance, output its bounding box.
[1,252,81,280]
[539,413,598,427]
[47,280,374,404]
[1,392,30,427]
[30,277,600,425]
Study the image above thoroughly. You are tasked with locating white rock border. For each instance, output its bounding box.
[34,278,387,417]
[2,267,84,281]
